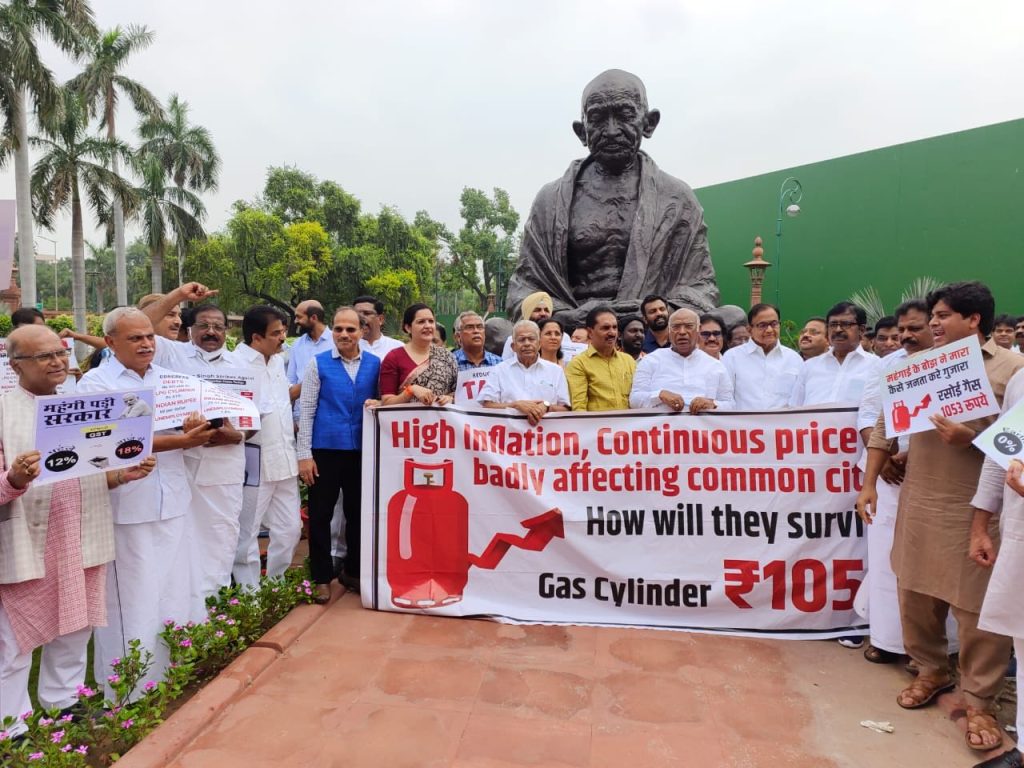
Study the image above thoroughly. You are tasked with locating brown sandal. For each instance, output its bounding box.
[965,706,1004,752]
[896,675,954,709]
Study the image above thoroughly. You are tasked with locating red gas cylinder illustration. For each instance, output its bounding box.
[387,458,564,610]
[890,393,931,433]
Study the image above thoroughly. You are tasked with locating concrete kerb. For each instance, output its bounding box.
[114,583,348,768]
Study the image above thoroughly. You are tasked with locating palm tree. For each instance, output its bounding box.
[0,0,97,307]
[69,24,163,307]
[138,94,219,285]
[126,154,206,293]
[30,86,133,339]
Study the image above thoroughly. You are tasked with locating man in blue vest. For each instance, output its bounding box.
[297,307,380,602]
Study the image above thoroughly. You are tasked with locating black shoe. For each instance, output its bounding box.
[332,556,345,578]
[339,573,360,593]
[975,748,1023,768]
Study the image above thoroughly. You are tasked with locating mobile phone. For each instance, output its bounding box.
[208,417,225,429]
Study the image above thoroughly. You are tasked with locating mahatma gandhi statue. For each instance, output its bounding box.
[506,69,719,326]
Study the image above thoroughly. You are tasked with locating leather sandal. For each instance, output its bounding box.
[896,675,955,709]
[863,645,899,664]
[965,706,1005,752]
[313,583,331,604]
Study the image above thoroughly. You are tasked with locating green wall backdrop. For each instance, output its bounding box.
[695,117,1024,324]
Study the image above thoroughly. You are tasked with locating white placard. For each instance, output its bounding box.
[881,335,998,436]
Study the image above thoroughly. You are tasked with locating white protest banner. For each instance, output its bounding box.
[191,368,262,429]
[200,380,261,429]
[0,337,77,395]
[191,367,260,403]
[154,370,261,430]
[153,371,201,429]
[881,335,998,437]
[455,368,495,405]
[34,388,154,485]
[974,396,1024,470]
[361,405,868,639]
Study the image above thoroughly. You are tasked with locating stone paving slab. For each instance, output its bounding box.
[134,590,1012,767]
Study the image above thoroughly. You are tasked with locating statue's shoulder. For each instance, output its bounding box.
[530,158,587,208]
[642,153,699,201]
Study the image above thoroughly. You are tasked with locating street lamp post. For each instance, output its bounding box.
[774,177,803,308]
[34,235,58,311]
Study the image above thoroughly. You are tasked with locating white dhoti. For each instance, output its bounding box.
[183,463,243,618]
[233,478,301,587]
[0,606,90,736]
[94,517,189,699]
[866,479,960,653]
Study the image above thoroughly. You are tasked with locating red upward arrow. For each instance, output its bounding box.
[910,393,932,418]
[468,508,565,570]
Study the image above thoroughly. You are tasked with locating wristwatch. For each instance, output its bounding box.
[542,400,550,411]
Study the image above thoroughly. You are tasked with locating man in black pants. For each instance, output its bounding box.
[296,307,381,602]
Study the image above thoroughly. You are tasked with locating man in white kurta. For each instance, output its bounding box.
[970,367,1024,768]
[140,287,249,618]
[0,326,152,735]
[722,303,802,410]
[232,306,301,587]
[179,307,247,615]
[478,320,570,424]
[78,308,215,697]
[629,308,734,413]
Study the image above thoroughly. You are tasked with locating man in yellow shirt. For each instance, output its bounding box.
[566,306,637,411]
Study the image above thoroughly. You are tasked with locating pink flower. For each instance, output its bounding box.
[304,588,312,595]
[215,630,225,638]
[59,714,74,722]
[111,657,121,665]
[51,729,65,742]
[143,681,157,692]
[28,752,43,761]
[0,730,8,740]
[226,619,236,626]
[216,614,227,621]
[20,710,33,720]
[122,718,134,729]
[164,618,175,626]
[107,674,120,684]
[38,717,54,726]
[179,638,192,648]
[61,744,72,753]
[229,598,240,605]
[76,684,95,697]
[76,745,88,755]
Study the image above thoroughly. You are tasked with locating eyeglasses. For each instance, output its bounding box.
[828,320,860,330]
[699,330,723,339]
[12,349,72,362]
[193,322,227,332]
[753,320,780,331]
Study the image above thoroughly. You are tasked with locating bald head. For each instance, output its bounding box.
[573,69,659,174]
[581,69,648,114]
[8,324,61,360]
[8,324,69,395]
[295,300,326,333]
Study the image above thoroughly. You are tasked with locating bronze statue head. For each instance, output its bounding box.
[572,69,661,173]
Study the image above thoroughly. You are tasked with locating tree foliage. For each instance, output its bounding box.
[440,187,519,308]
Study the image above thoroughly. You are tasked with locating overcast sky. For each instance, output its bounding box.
[2,0,1023,261]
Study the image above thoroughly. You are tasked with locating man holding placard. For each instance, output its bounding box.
[0,325,154,737]
[78,308,215,698]
[858,282,1024,755]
